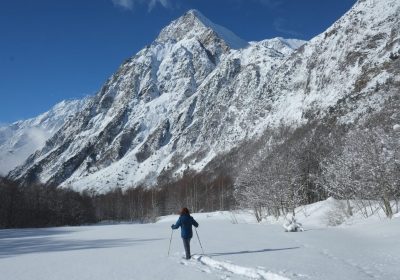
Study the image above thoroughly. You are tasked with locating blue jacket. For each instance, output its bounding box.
[171,214,199,239]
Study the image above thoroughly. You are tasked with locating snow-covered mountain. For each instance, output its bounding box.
[8,0,400,191]
[7,9,302,190]
[0,99,87,175]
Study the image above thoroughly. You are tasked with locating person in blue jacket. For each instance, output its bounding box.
[171,207,199,259]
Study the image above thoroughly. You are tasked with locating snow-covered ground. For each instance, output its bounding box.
[0,199,399,280]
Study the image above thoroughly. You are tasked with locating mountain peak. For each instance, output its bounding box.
[185,9,203,17]
[156,9,248,50]
[184,9,209,25]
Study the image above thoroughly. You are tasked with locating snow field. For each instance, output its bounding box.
[0,199,399,280]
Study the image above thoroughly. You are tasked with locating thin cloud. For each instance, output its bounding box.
[148,0,171,11]
[273,17,302,37]
[112,0,134,10]
[111,0,171,11]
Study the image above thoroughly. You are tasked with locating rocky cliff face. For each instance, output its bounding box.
[8,0,400,191]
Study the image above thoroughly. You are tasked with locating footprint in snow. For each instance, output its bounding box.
[190,255,291,280]
[201,267,212,274]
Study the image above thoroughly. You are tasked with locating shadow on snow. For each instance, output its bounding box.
[0,228,74,240]
[0,228,165,258]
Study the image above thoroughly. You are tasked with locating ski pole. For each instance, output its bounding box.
[167,229,173,256]
[195,227,205,255]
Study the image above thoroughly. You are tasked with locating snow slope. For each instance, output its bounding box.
[0,99,87,175]
[0,202,399,280]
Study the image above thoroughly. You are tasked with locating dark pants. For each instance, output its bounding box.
[182,238,191,259]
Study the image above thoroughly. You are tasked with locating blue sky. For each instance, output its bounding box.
[0,0,356,123]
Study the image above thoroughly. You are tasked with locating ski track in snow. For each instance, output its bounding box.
[194,254,291,280]
[178,254,291,280]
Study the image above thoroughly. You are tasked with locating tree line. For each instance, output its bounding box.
[91,171,234,223]
[0,171,234,229]
[0,178,96,228]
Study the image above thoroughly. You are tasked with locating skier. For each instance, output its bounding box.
[171,207,199,259]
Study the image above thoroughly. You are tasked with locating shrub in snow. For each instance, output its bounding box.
[228,211,239,224]
[389,52,399,60]
[283,216,304,232]
[325,200,351,226]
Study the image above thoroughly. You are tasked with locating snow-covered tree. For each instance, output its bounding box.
[234,130,307,221]
[321,127,400,218]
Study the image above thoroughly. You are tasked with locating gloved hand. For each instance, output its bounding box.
[171,224,174,229]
